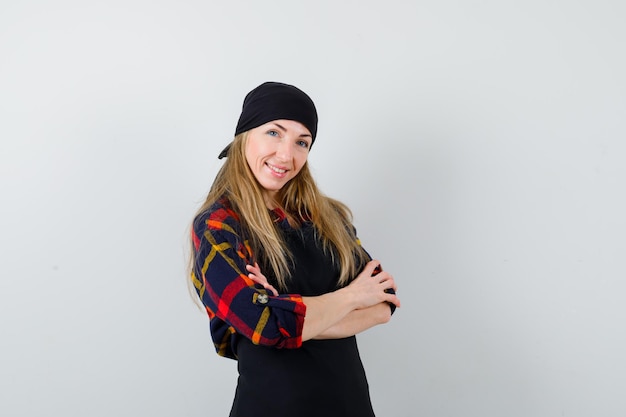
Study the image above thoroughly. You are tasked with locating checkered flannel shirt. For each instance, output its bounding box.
[191,197,306,359]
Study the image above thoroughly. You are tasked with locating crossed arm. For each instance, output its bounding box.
[246,260,400,341]
[311,302,393,339]
[193,205,400,355]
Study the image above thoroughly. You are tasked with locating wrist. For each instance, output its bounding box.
[334,286,360,311]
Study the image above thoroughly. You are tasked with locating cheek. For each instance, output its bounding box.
[245,141,262,165]
[247,140,272,161]
[244,148,254,169]
[293,154,308,173]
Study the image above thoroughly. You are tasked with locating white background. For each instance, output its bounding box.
[1,1,625,416]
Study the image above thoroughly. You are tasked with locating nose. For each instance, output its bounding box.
[275,139,293,161]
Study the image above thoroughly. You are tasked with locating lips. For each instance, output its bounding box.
[266,162,288,175]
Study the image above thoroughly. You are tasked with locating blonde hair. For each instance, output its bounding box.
[189,132,369,291]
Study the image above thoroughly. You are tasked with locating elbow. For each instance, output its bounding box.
[380,310,392,325]
[377,303,392,325]
[250,311,305,349]
[245,327,301,348]
[255,331,303,349]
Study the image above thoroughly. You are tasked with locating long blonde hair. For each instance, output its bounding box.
[189,132,369,291]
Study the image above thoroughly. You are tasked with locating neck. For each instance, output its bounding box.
[263,192,278,209]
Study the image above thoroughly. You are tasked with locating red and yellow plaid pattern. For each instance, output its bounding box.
[191,198,306,359]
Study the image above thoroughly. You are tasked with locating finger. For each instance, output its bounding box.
[366,260,381,276]
[266,284,278,296]
[247,273,262,284]
[386,294,401,308]
[246,264,264,277]
[258,280,277,296]
[374,272,396,289]
[249,275,277,296]
[380,276,397,292]
[374,271,391,282]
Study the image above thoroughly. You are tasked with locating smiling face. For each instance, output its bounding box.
[245,119,312,207]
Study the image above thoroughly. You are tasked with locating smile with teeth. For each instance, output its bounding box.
[266,163,288,174]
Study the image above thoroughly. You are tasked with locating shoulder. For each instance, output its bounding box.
[193,196,243,238]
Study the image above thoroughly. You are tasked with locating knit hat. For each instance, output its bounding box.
[218,81,318,159]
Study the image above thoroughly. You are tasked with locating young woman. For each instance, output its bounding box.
[190,81,400,417]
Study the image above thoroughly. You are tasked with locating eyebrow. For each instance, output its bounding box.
[272,122,312,138]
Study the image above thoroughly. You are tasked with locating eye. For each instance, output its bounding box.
[297,139,310,149]
[267,130,279,137]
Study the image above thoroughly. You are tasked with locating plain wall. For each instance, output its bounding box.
[1,0,625,416]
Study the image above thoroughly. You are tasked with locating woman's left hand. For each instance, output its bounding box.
[246,262,279,296]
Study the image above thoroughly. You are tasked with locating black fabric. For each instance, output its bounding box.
[235,82,318,140]
[229,220,375,417]
[219,81,318,159]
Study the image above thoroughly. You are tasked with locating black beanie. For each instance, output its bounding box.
[218,82,318,159]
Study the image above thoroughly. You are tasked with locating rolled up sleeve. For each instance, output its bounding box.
[191,207,306,359]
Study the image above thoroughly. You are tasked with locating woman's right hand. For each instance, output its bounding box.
[246,262,279,296]
[344,260,401,310]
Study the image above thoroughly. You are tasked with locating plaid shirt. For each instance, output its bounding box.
[191,197,306,359]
